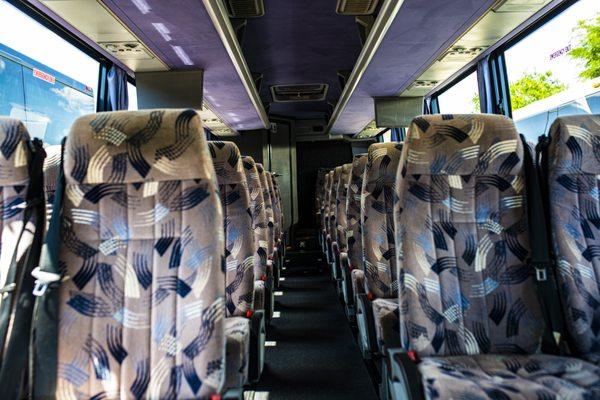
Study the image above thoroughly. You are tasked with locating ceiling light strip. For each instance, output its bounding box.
[202,0,270,129]
[325,0,405,134]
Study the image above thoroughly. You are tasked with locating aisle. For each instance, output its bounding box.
[254,266,378,400]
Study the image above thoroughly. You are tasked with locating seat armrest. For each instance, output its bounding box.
[248,310,266,383]
[387,348,425,400]
[340,252,353,306]
[356,293,379,356]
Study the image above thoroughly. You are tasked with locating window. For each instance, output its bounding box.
[127,81,138,111]
[436,71,481,114]
[0,2,99,144]
[380,129,392,142]
[505,0,600,141]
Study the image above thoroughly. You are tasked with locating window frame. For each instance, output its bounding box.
[428,67,480,115]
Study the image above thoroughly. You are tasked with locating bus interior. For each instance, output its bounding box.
[0,0,600,399]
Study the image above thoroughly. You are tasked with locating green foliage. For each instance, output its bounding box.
[471,71,567,111]
[569,15,600,80]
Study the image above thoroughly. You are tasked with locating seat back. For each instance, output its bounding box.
[316,168,329,227]
[242,156,269,280]
[546,115,600,356]
[329,166,343,243]
[256,163,274,257]
[336,163,352,251]
[43,145,62,223]
[323,171,333,236]
[395,114,544,357]
[361,143,403,299]
[272,174,284,235]
[266,172,281,246]
[57,110,226,398]
[346,154,368,269]
[208,141,255,317]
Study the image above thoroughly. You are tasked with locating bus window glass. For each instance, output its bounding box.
[381,129,392,142]
[436,71,481,114]
[505,0,600,141]
[128,82,138,111]
[0,2,99,144]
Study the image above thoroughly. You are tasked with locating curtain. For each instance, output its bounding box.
[476,54,493,113]
[107,65,129,111]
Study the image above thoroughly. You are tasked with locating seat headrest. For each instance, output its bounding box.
[548,115,600,175]
[256,163,265,173]
[64,109,213,184]
[242,155,256,170]
[404,114,522,176]
[365,142,403,185]
[0,118,31,186]
[43,145,62,193]
[208,141,245,185]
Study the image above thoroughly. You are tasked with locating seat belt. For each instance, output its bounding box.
[30,140,66,399]
[520,134,566,355]
[0,139,46,399]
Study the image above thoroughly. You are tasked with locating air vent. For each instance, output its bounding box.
[412,80,439,89]
[99,41,154,60]
[270,84,329,103]
[439,46,486,62]
[336,0,379,15]
[225,0,265,18]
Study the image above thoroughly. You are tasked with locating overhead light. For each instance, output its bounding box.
[270,84,329,103]
[131,0,151,14]
[152,23,171,42]
[171,45,193,66]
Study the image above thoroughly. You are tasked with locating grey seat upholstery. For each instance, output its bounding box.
[391,114,600,399]
[54,110,227,398]
[360,142,403,355]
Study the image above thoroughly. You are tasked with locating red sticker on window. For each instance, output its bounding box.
[32,68,55,84]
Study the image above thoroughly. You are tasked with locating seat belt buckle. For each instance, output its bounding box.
[31,267,61,296]
[535,267,547,282]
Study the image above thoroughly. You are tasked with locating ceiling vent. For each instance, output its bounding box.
[336,0,379,15]
[439,46,486,62]
[99,41,154,60]
[270,84,329,103]
[492,0,546,13]
[412,80,439,89]
[225,0,265,18]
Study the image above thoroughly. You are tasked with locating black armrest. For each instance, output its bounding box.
[340,253,354,306]
[248,310,266,383]
[356,293,379,355]
[388,349,425,400]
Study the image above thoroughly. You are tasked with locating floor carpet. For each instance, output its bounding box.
[253,264,378,400]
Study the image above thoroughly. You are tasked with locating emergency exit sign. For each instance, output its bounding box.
[549,44,571,60]
[32,68,55,84]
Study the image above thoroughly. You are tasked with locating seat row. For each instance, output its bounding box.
[0,109,284,400]
[316,114,600,399]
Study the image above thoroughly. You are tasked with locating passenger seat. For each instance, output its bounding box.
[208,141,265,387]
[342,154,368,320]
[334,163,352,296]
[358,143,403,359]
[389,114,600,400]
[33,110,228,399]
[545,115,600,364]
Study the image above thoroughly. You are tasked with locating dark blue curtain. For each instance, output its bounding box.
[391,127,403,142]
[107,65,129,111]
[476,55,493,113]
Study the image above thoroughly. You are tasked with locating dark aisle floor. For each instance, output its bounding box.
[254,265,378,400]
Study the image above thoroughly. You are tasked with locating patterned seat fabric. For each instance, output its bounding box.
[346,154,368,269]
[321,171,332,239]
[241,156,269,311]
[43,145,62,226]
[224,317,251,390]
[272,175,284,235]
[208,142,255,318]
[57,110,226,398]
[372,298,401,353]
[546,115,600,358]
[419,354,600,399]
[351,269,366,298]
[336,163,352,252]
[315,168,329,228]
[328,166,343,246]
[361,142,403,299]
[266,172,281,248]
[0,118,37,312]
[395,114,546,356]
[256,164,274,261]
[395,114,600,399]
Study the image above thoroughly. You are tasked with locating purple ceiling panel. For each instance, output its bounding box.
[242,0,363,120]
[331,0,497,135]
[101,0,265,131]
